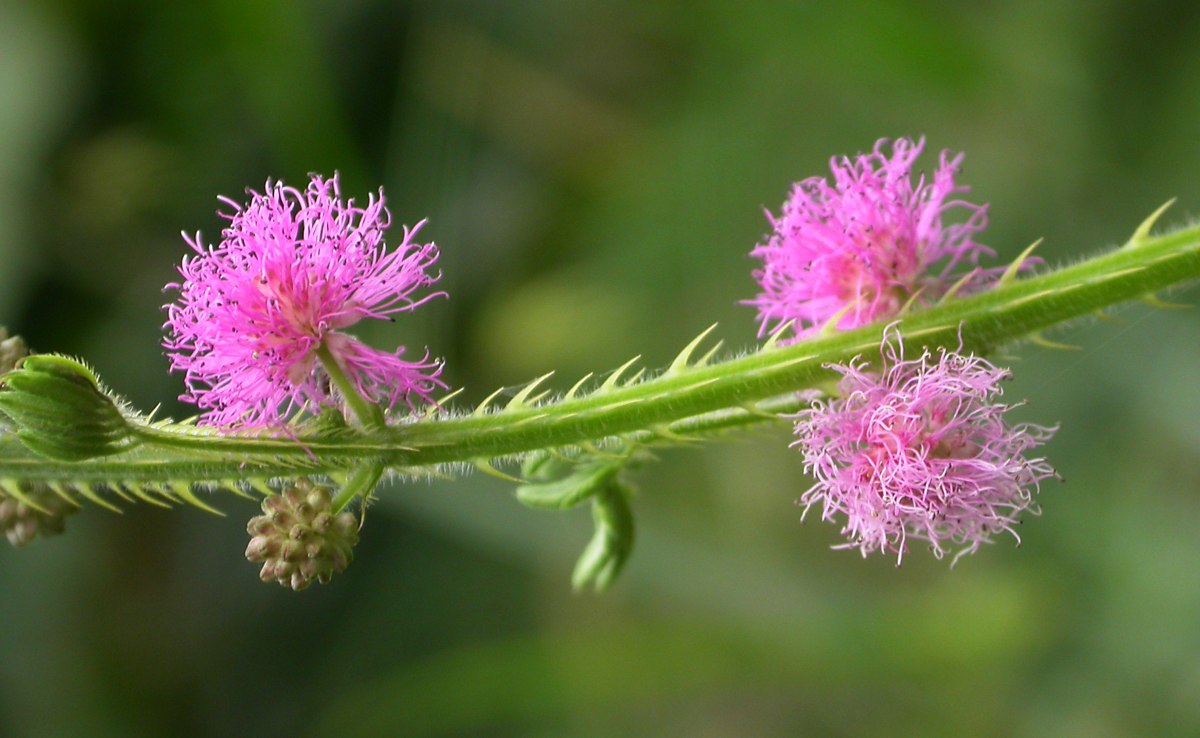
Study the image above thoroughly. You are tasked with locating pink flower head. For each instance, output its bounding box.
[748,137,994,342]
[163,173,446,428]
[792,329,1056,564]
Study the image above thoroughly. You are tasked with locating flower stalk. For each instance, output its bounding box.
[315,342,386,431]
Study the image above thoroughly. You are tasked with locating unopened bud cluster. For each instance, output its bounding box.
[0,329,27,373]
[0,485,77,547]
[246,479,359,591]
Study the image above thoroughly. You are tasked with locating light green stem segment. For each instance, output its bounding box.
[3,217,1200,491]
[315,342,386,510]
[315,342,385,431]
[330,460,385,513]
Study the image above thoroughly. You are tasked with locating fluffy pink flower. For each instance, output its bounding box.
[748,137,994,342]
[163,173,445,428]
[792,330,1056,564]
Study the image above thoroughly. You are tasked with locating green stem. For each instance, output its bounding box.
[315,342,386,430]
[369,220,1200,464]
[4,219,1200,494]
[0,397,800,486]
[330,460,385,513]
[315,343,388,510]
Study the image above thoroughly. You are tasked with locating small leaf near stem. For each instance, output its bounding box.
[572,479,635,592]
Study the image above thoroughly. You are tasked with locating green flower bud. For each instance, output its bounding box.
[245,479,359,591]
[0,354,137,461]
[0,484,78,547]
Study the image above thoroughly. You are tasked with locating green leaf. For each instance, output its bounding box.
[572,481,635,592]
[515,460,620,510]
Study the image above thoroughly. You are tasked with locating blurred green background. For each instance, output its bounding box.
[3,1,1200,736]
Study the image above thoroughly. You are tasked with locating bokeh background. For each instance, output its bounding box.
[3,1,1200,736]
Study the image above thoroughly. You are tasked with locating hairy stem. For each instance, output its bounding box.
[4,218,1199,494]
[330,460,385,513]
[356,220,1200,465]
[315,342,386,431]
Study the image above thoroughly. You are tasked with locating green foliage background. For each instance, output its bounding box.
[3,1,1200,735]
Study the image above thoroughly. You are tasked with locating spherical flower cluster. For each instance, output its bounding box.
[164,173,445,428]
[748,137,994,342]
[246,478,359,591]
[792,331,1056,564]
